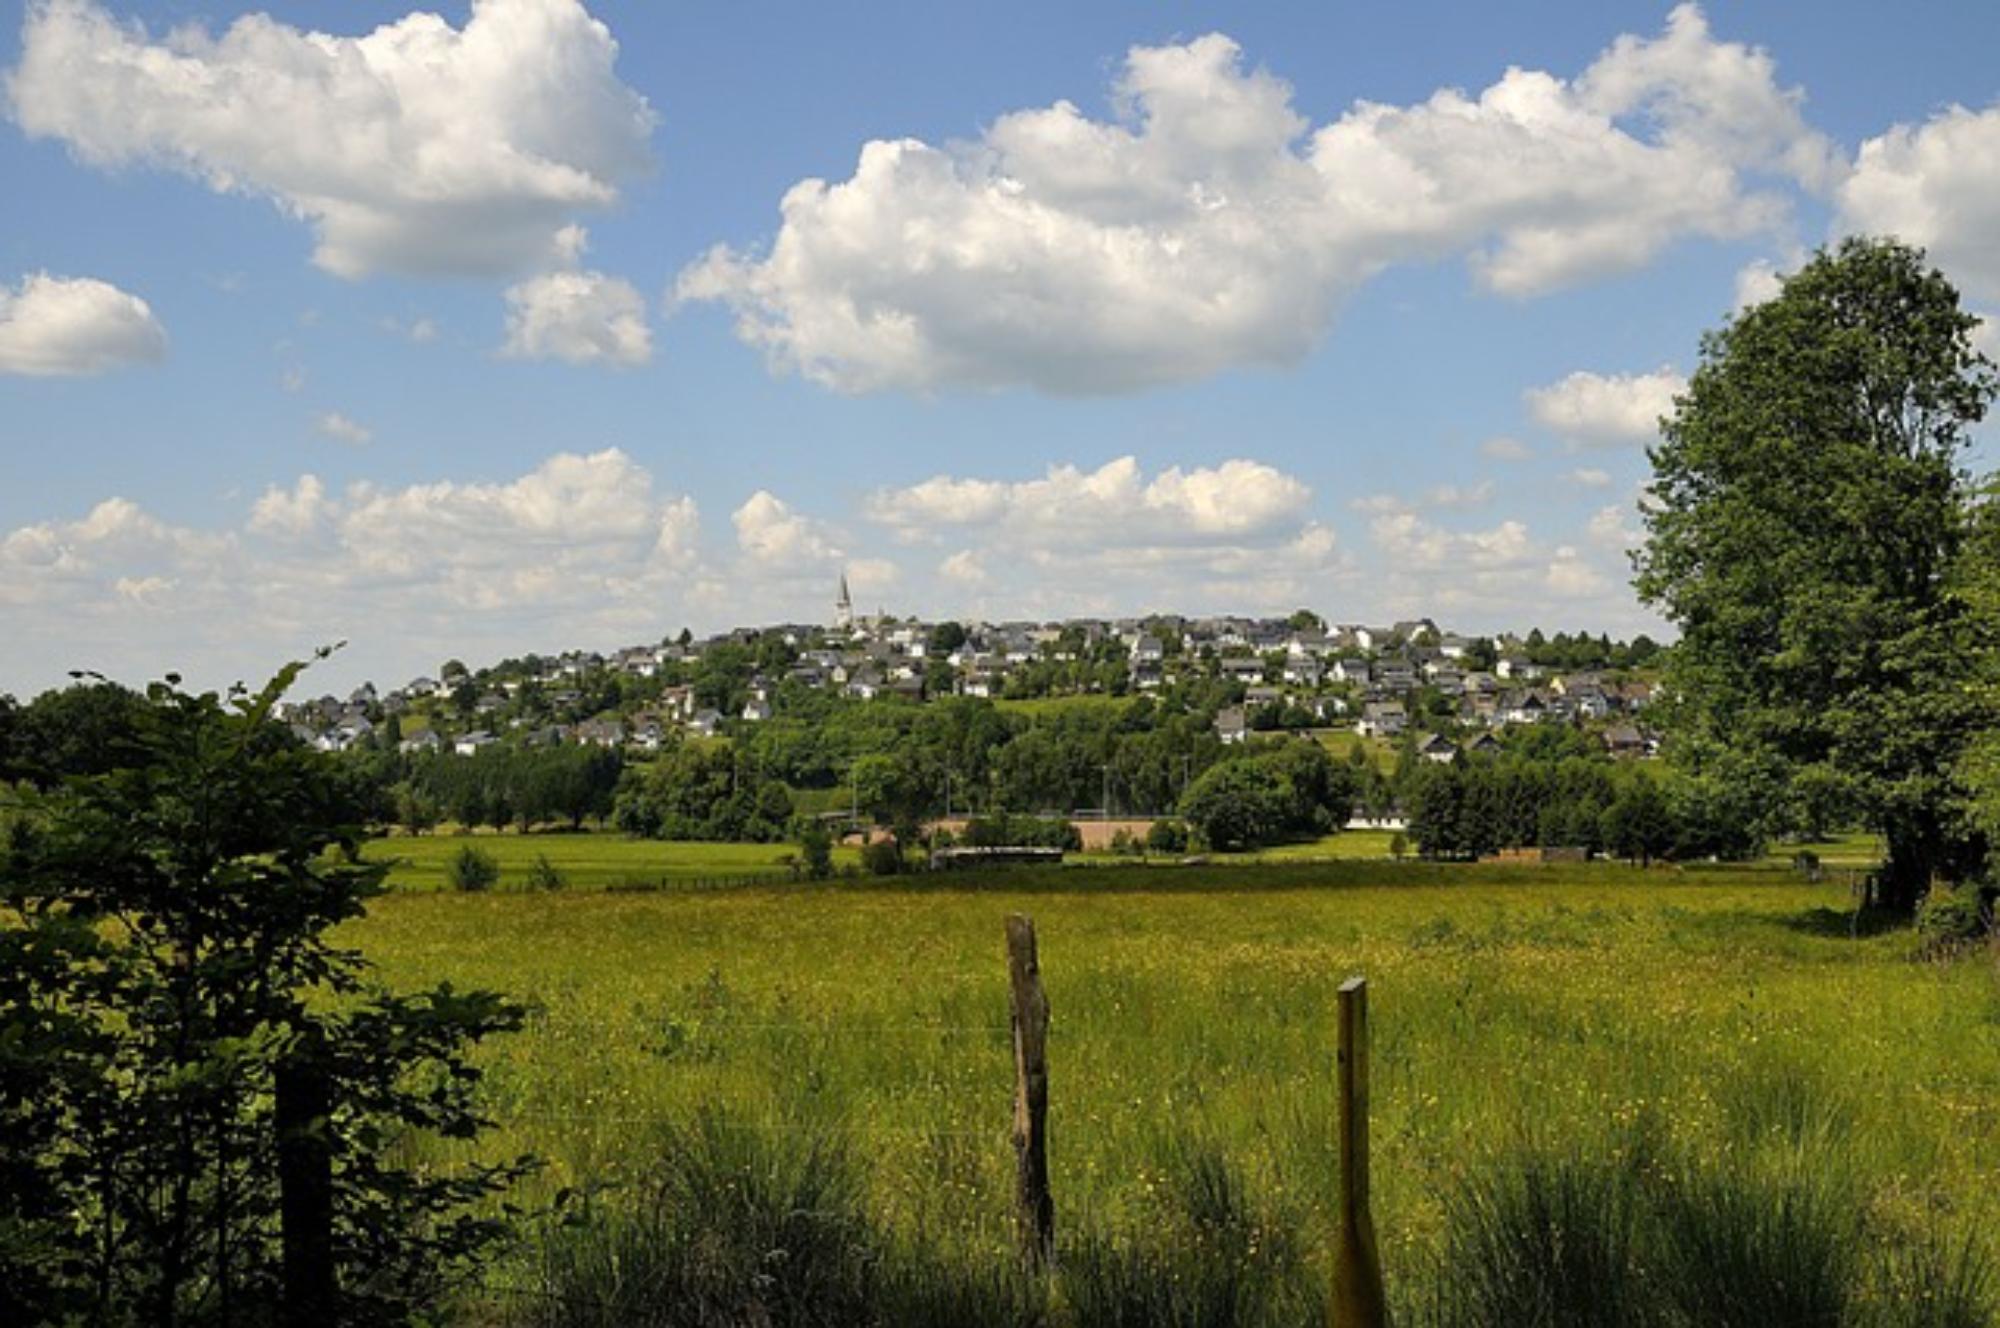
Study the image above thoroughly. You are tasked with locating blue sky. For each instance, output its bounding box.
[2,0,1996,694]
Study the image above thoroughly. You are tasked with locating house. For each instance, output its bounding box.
[1245,684,1285,710]
[1282,656,1324,687]
[628,718,667,751]
[1462,732,1504,758]
[453,731,496,757]
[1358,701,1408,738]
[742,697,773,722]
[1602,724,1648,758]
[399,730,442,756]
[1375,660,1418,692]
[573,717,625,748]
[1417,733,1458,764]
[685,709,724,738]
[1500,689,1551,725]
[1129,633,1165,664]
[1332,658,1373,686]
[1214,706,1249,745]
[1219,656,1266,682]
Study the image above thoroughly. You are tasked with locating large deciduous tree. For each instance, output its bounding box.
[1635,237,1998,910]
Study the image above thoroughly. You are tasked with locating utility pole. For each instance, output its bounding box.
[1101,764,1112,821]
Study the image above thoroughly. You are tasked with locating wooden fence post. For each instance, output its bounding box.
[1333,975,1387,1328]
[1006,914,1054,1268]
[276,1031,337,1328]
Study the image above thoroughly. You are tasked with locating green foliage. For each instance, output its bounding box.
[959,813,1080,850]
[1177,742,1357,851]
[1636,236,1999,909]
[1144,818,1189,854]
[1915,882,1990,952]
[527,852,570,891]
[449,843,501,892]
[0,663,528,1326]
[798,824,834,880]
[612,743,793,842]
[862,836,905,876]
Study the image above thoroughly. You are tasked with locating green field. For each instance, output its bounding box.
[344,857,2000,1321]
[360,831,860,891]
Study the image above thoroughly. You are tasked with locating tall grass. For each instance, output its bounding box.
[1426,1136,1992,1328]
[342,869,2000,1325]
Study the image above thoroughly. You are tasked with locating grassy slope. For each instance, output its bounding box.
[346,860,1999,1317]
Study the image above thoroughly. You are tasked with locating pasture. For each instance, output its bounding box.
[358,831,858,891]
[342,856,2000,1323]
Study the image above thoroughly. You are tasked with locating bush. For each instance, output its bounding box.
[961,813,1079,850]
[1145,818,1189,854]
[448,843,500,892]
[798,824,834,880]
[862,836,904,876]
[526,852,568,891]
[1108,828,1138,856]
[1915,881,1990,953]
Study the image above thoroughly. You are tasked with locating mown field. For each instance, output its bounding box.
[359,830,860,891]
[342,855,2000,1323]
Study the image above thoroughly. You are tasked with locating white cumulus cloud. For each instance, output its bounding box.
[1525,367,1685,446]
[680,6,1829,394]
[1839,103,2000,303]
[7,0,656,279]
[502,266,651,365]
[0,271,166,375]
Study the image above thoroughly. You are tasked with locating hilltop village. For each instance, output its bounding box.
[281,579,1663,766]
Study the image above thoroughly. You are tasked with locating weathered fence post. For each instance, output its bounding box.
[1006,914,1054,1268]
[276,1029,337,1327]
[1333,975,1387,1328]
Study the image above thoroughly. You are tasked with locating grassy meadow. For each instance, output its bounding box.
[359,830,860,891]
[341,854,2000,1323]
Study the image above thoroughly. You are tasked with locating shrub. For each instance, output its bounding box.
[1389,831,1409,860]
[862,836,904,876]
[526,852,568,891]
[1108,828,1138,856]
[448,843,500,892]
[798,824,834,880]
[1915,881,1989,953]
[1145,818,1189,854]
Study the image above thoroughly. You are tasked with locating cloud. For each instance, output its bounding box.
[1568,467,1613,489]
[1972,313,1999,363]
[939,549,987,585]
[680,6,1829,394]
[0,271,166,375]
[1424,481,1493,510]
[315,412,373,446]
[1733,257,1784,311]
[501,266,651,365]
[868,456,1309,545]
[863,455,1340,617]
[1525,367,1685,446]
[1545,546,1610,597]
[733,490,842,567]
[380,315,438,344]
[1480,436,1533,462]
[1839,103,2000,303]
[7,0,656,279]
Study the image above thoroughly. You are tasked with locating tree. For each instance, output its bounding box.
[928,621,968,655]
[0,662,528,1325]
[1635,237,1998,911]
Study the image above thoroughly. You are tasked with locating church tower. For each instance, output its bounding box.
[834,573,853,630]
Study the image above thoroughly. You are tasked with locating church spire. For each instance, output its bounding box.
[835,572,853,629]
